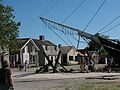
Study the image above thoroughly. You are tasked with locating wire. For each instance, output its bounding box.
[42,20,71,46]
[49,27,71,46]
[61,0,86,48]
[83,0,106,32]
[61,0,86,23]
[64,34,74,47]
[76,0,106,49]
[101,22,120,34]
[40,0,55,16]
[41,0,59,17]
[63,32,86,43]
[97,16,120,33]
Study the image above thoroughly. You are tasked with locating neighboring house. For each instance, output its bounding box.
[33,36,60,66]
[9,38,40,67]
[9,36,60,67]
[88,51,99,63]
[60,46,79,65]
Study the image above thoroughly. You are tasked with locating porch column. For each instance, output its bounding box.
[20,49,23,64]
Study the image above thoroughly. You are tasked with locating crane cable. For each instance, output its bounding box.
[77,0,106,48]
[69,35,86,43]
[61,0,86,48]
[41,19,71,46]
[101,22,120,34]
[40,0,55,16]
[60,0,86,47]
[83,0,106,32]
[97,16,120,33]
[40,0,59,16]
[61,0,86,23]
[55,27,86,43]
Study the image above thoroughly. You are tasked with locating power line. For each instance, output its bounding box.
[61,0,86,23]
[83,0,106,32]
[97,16,120,33]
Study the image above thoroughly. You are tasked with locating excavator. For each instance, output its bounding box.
[40,17,120,67]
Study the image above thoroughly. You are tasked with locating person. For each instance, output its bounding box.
[0,60,14,90]
[88,58,94,72]
[106,59,112,73]
[84,61,89,73]
[24,60,28,71]
[79,57,86,72]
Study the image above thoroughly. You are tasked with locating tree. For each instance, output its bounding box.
[0,1,20,53]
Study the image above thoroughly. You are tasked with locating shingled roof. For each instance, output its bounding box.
[60,46,75,54]
[17,38,56,49]
[17,38,30,48]
[33,39,56,46]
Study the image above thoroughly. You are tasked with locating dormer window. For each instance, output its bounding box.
[24,46,28,53]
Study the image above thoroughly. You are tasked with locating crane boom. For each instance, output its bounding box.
[40,17,100,44]
[39,17,120,67]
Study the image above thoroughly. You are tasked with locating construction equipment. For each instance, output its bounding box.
[97,36,120,67]
[40,17,120,67]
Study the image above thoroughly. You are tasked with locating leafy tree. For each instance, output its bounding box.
[0,0,20,53]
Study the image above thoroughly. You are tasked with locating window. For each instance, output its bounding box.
[69,56,73,61]
[24,46,28,53]
[75,56,81,61]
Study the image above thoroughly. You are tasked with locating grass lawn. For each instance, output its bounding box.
[78,81,120,90]
[51,79,120,90]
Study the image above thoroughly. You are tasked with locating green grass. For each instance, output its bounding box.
[51,80,120,90]
[77,81,120,90]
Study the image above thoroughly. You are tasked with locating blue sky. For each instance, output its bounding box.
[3,0,120,49]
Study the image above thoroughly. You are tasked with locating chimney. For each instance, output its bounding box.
[39,35,45,41]
[58,44,62,48]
